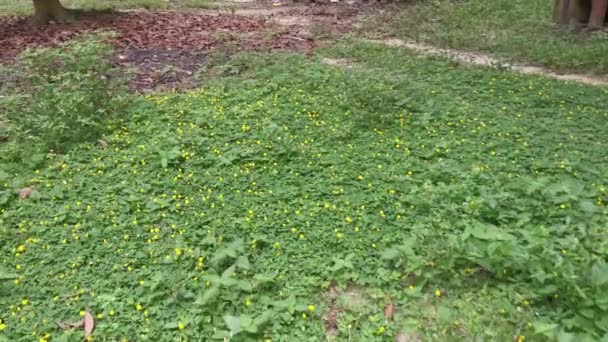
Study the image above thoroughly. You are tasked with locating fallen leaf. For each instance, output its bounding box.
[98,139,109,148]
[384,303,394,320]
[56,319,84,330]
[84,312,95,338]
[19,187,34,199]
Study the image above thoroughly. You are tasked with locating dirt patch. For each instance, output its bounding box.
[323,284,369,339]
[0,4,362,91]
[116,49,206,91]
[373,38,608,87]
[322,57,356,68]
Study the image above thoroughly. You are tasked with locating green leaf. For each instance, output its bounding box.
[236,256,250,270]
[224,315,243,335]
[236,280,252,292]
[254,310,273,327]
[466,222,515,241]
[194,286,219,306]
[380,248,400,260]
[221,265,236,279]
[0,269,19,280]
[533,320,558,336]
[163,322,179,329]
[591,262,608,286]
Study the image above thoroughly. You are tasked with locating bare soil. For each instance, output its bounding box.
[0,4,362,91]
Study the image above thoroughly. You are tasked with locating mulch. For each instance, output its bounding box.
[0,6,359,91]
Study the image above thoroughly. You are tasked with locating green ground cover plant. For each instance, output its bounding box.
[4,34,128,160]
[1,37,608,341]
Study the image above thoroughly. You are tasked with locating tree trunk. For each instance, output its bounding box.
[589,0,608,28]
[554,0,571,25]
[568,0,589,26]
[33,0,71,24]
[554,0,607,28]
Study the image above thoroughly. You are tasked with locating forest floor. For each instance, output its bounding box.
[1,1,608,341]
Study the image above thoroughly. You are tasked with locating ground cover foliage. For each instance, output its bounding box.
[361,0,608,74]
[1,38,608,341]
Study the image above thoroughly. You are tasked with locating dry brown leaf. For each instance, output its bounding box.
[84,312,95,338]
[56,319,84,330]
[384,303,394,320]
[98,139,109,148]
[19,187,34,199]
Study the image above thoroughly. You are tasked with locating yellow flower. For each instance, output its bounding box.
[178,322,185,330]
[17,245,26,252]
[377,326,385,334]
[174,248,182,256]
[79,310,86,317]
[139,280,145,286]
[435,290,442,297]
[245,298,252,307]
[517,336,525,342]
[136,304,143,311]
[0,323,5,330]
[108,309,115,316]
[299,233,305,239]
[301,313,307,319]
[308,304,315,313]
[345,217,352,223]
[22,299,29,306]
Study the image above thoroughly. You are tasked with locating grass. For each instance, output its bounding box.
[1,35,608,340]
[360,0,608,74]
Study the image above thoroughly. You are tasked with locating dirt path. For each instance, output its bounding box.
[369,38,608,87]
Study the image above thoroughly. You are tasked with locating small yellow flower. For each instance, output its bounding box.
[136,304,143,311]
[245,298,252,307]
[345,217,352,223]
[517,335,525,342]
[301,313,307,319]
[17,245,26,252]
[299,233,305,239]
[108,309,115,316]
[174,248,182,256]
[377,326,385,334]
[178,322,185,330]
[139,280,145,286]
[435,290,442,297]
[0,323,5,330]
[79,310,86,317]
[22,299,29,306]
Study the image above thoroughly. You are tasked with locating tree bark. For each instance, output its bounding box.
[589,0,608,28]
[554,0,571,25]
[568,0,589,26]
[33,0,71,24]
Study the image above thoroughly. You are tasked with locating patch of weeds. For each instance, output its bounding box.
[310,22,334,40]
[3,33,129,165]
